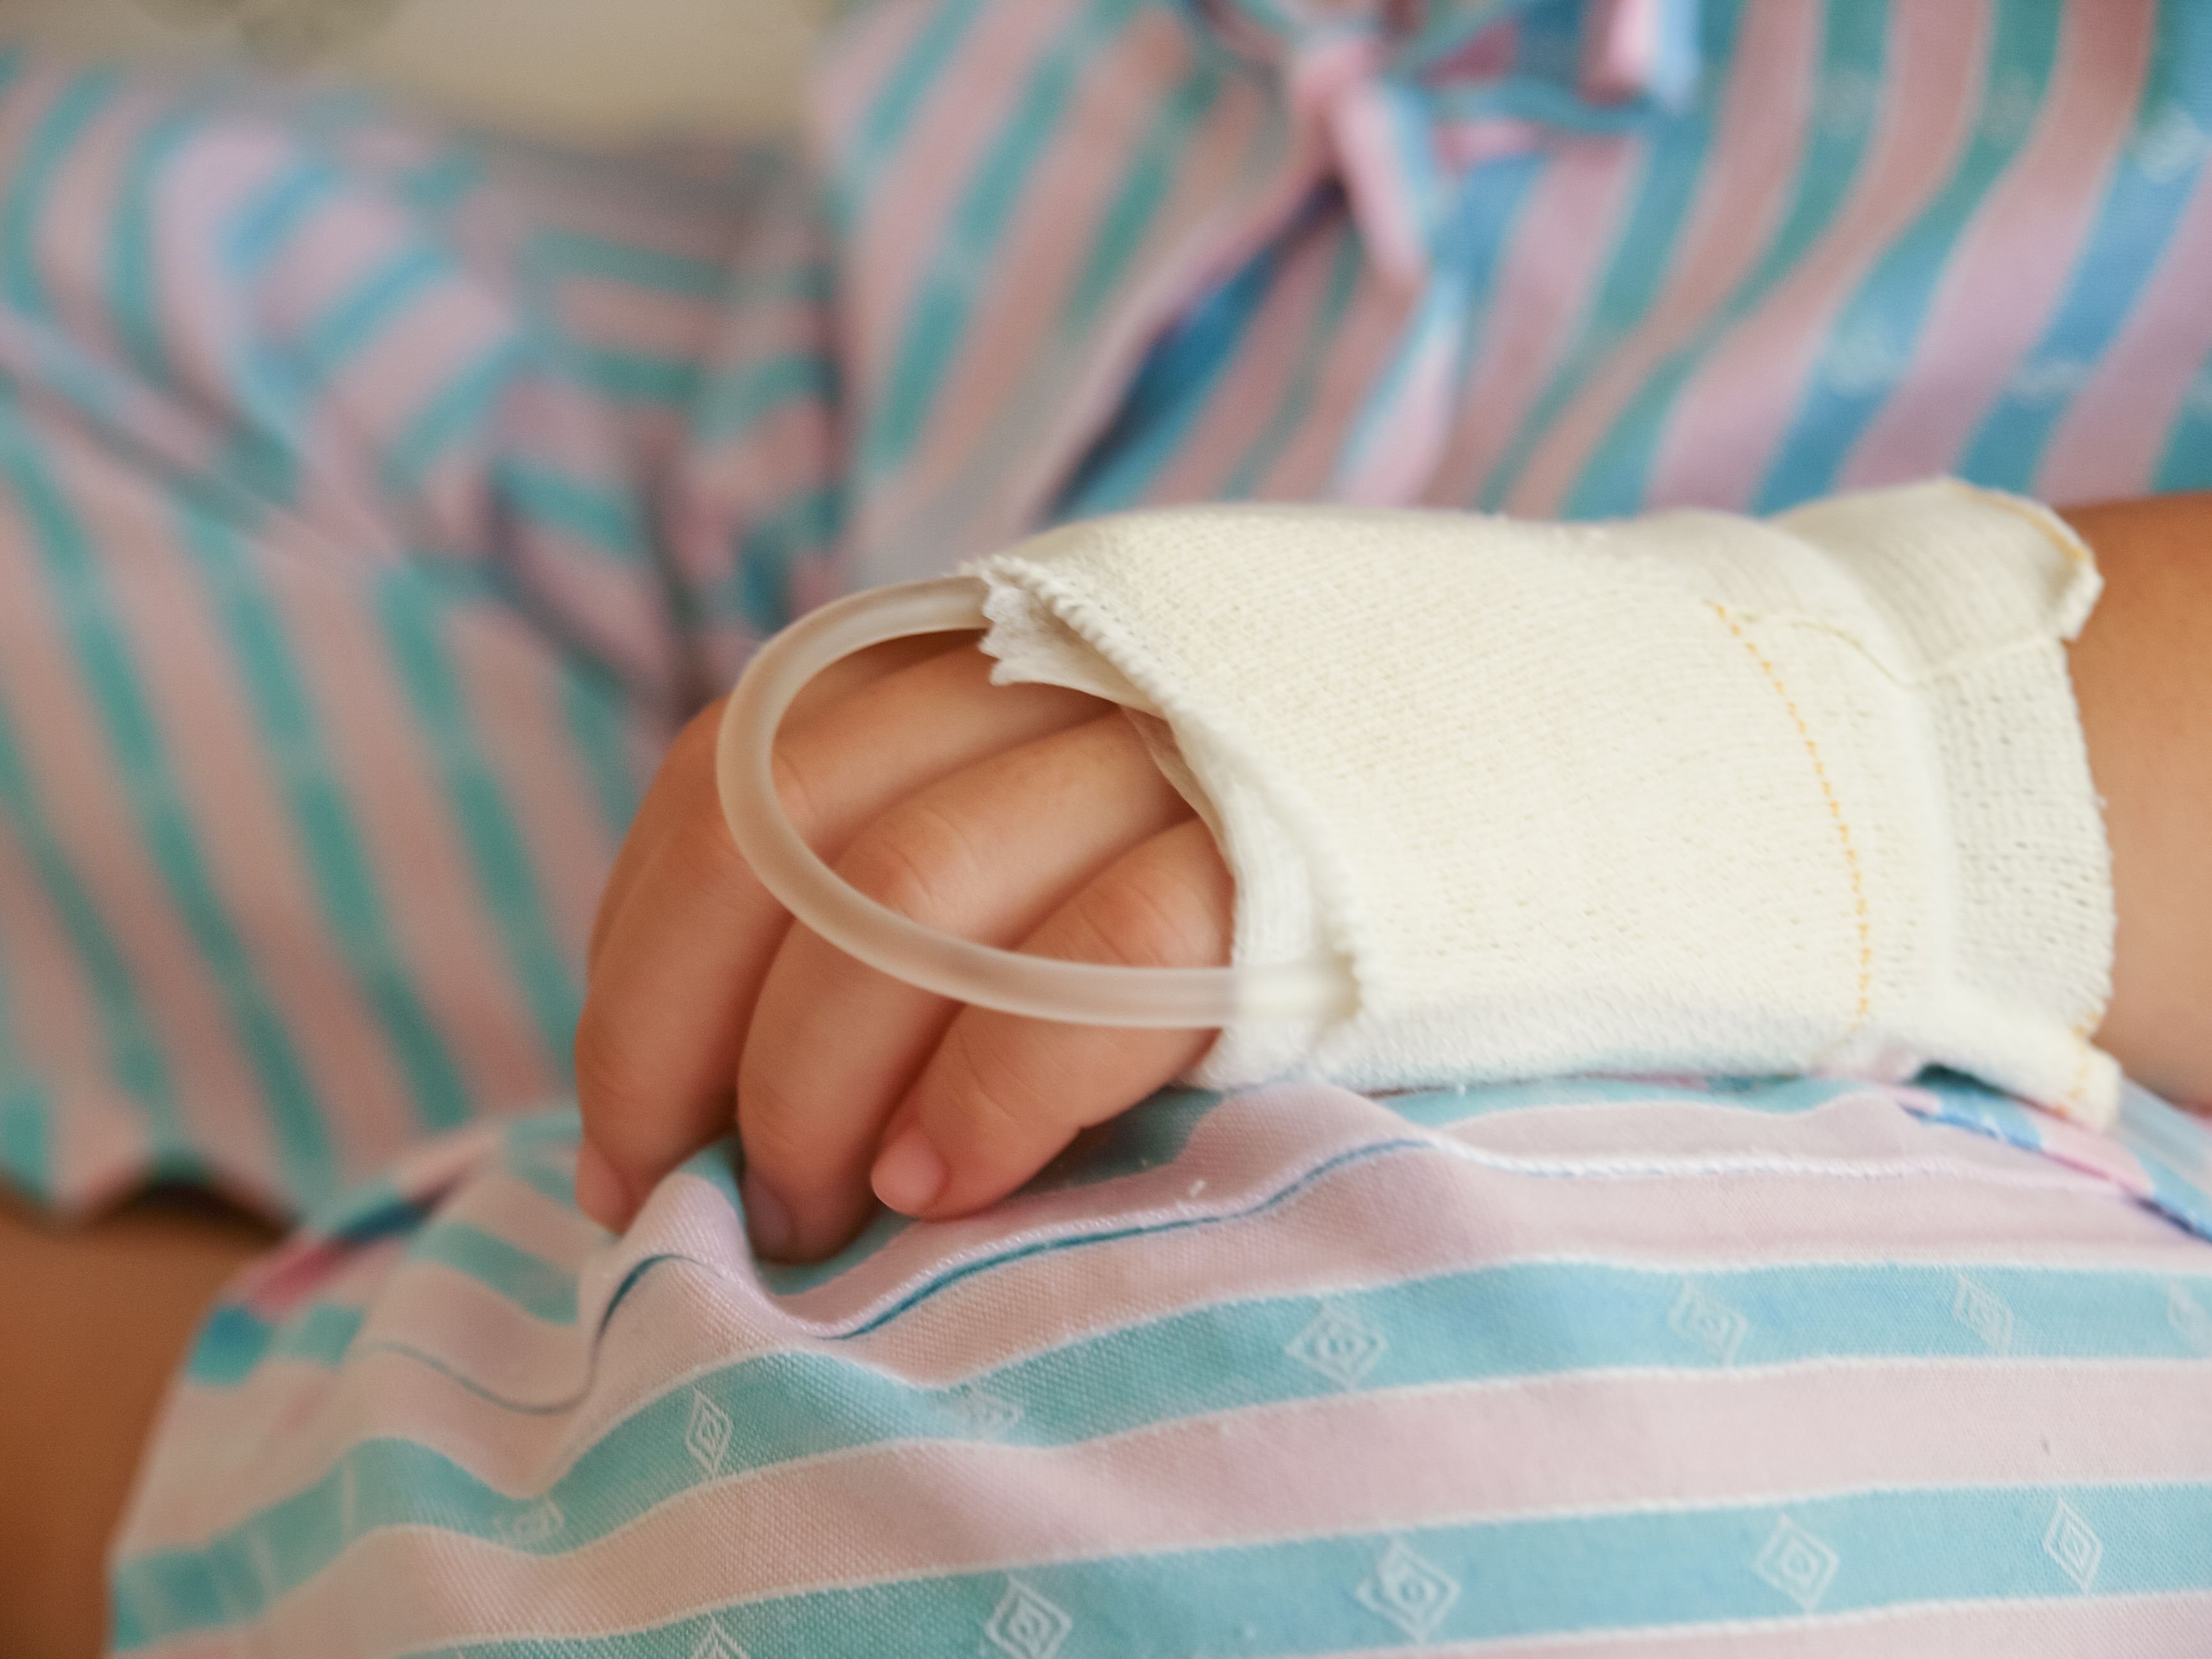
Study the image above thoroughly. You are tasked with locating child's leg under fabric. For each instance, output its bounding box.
[0,53,836,1649]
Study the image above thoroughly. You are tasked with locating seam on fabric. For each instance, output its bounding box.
[1707,600,1873,1052]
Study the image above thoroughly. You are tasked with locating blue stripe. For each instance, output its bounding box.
[225,159,340,276]
[409,1220,577,1325]
[126,1223,2212,1636]
[1222,222,1365,496]
[1,70,123,319]
[292,243,452,392]
[1562,0,1890,518]
[689,351,834,444]
[1958,3,2212,491]
[727,483,843,635]
[172,503,473,1136]
[109,107,199,391]
[0,667,181,1170]
[1063,57,1227,331]
[1754,3,2063,510]
[0,417,335,1195]
[829,0,993,232]
[860,0,1146,480]
[500,458,649,563]
[1474,0,1745,510]
[381,334,528,500]
[374,564,581,1073]
[116,1457,2212,1648]
[2153,354,2212,492]
[1336,149,1545,485]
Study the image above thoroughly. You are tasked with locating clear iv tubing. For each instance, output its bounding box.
[714,577,1354,1028]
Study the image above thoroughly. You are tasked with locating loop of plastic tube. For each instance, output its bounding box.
[714,576,1355,1028]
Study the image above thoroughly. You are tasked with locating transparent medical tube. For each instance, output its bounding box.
[714,577,1353,1028]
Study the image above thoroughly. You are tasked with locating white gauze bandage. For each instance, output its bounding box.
[967,479,2120,1126]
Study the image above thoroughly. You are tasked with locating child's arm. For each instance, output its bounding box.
[2060,493,2212,1106]
[575,494,2212,1261]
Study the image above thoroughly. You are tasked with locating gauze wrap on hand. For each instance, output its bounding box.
[967,480,2119,1128]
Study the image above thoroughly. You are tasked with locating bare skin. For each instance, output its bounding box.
[4,494,2208,1653]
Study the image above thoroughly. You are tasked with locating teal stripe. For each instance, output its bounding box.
[109,107,198,391]
[409,1220,577,1325]
[123,1243,2212,1635]
[829,0,992,232]
[225,159,339,275]
[692,351,837,444]
[381,334,528,499]
[0,685,180,1162]
[374,566,580,1072]
[409,1483,2212,1658]
[0,421,334,1194]
[1754,4,2063,510]
[1222,226,1365,497]
[3,70,123,319]
[172,504,473,1135]
[2152,363,2212,492]
[0,1077,47,1195]
[294,243,451,392]
[1563,0,1890,517]
[1474,0,1746,510]
[501,459,648,563]
[1063,59,1227,330]
[186,1299,365,1386]
[398,146,485,215]
[1961,3,2212,491]
[860,0,1146,480]
[564,345,702,407]
[727,483,842,635]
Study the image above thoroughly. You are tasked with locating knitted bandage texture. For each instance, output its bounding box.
[969,480,2118,1127]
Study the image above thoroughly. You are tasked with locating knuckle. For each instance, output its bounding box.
[833,800,977,925]
[1065,856,1221,971]
[572,1010,660,1156]
[934,1020,1043,1146]
[733,1058,833,1179]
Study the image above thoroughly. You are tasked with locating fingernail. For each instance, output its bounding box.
[742,1171,794,1258]
[870,1123,948,1216]
[575,1140,632,1231]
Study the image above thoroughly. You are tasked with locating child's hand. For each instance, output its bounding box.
[573,635,1232,1259]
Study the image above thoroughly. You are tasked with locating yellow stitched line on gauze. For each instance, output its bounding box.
[1708,602,1874,1057]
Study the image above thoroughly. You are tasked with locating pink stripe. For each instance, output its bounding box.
[0,446,281,1202]
[245,1361,2212,1653]
[124,1098,2210,1552]
[807,0,941,158]
[1331,81,1430,289]
[879,40,1278,566]
[1335,317,1460,502]
[2036,169,2212,504]
[838,0,1076,403]
[1427,135,1642,504]
[1582,0,1662,104]
[1843,0,2156,492]
[264,538,566,1143]
[52,428,429,1188]
[1504,0,1824,516]
[0,823,146,1203]
[1646,1,1991,509]
[1146,218,1342,502]
[37,82,171,374]
[255,189,416,345]
[892,7,1199,509]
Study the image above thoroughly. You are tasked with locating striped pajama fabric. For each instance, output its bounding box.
[0,0,2200,1651]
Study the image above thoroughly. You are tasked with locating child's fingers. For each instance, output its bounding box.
[573,650,1101,1229]
[869,818,1232,1223]
[736,715,1192,1260]
[586,633,990,971]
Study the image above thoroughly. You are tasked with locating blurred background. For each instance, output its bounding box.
[0,0,839,140]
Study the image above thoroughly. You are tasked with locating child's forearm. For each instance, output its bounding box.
[2062,494,2212,1105]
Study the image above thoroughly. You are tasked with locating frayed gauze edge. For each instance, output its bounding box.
[969,480,2117,1128]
